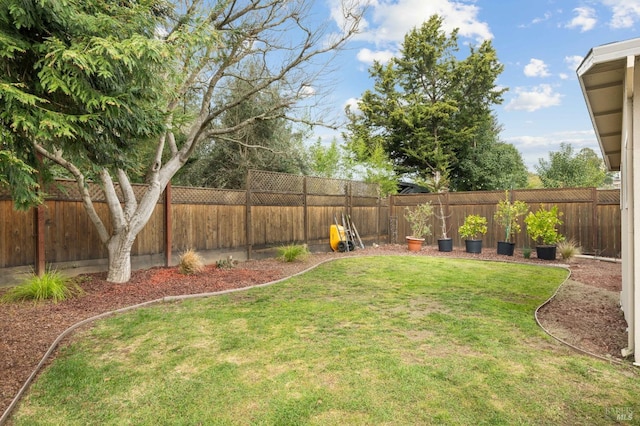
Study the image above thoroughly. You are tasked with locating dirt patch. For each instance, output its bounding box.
[0,244,625,419]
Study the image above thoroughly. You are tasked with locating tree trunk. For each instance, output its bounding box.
[106,233,136,283]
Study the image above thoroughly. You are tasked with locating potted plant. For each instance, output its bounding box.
[422,170,452,252]
[458,214,488,254]
[493,191,529,256]
[524,205,564,260]
[404,202,433,252]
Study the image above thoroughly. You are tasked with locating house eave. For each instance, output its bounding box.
[577,38,640,171]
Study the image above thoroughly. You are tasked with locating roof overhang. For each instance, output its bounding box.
[577,38,640,172]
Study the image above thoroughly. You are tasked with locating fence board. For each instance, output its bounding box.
[0,201,35,268]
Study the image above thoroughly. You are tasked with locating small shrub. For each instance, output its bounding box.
[557,239,581,260]
[523,247,532,259]
[179,249,205,275]
[524,205,564,245]
[216,256,237,269]
[404,202,433,239]
[1,270,83,303]
[458,214,488,240]
[277,244,310,262]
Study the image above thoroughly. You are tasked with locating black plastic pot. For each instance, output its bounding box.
[438,238,453,252]
[465,239,483,254]
[536,245,557,260]
[497,241,515,256]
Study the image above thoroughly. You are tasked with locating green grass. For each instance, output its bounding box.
[12,257,640,425]
[1,269,82,303]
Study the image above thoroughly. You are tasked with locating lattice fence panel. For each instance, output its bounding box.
[351,181,379,197]
[41,180,154,203]
[598,189,620,204]
[249,170,304,193]
[449,191,504,205]
[306,176,348,196]
[171,186,245,205]
[515,188,594,203]
[44,180,105,202]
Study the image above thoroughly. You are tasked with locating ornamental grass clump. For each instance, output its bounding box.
[557,239,581,260]
[1,269,83,303]
[277,244,310,262]
[179,249,205,275]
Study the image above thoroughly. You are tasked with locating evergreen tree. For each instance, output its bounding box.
[344,15,509,190]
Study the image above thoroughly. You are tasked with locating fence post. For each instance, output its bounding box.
[164,182,172,267]
[592,187,598,254]
[349,182,353,217]
[35,204,45,277]
[246,171,253,260]
[376,190,381,243]
[35,153,46,277]
[303,176,308,246]
[388,194,395,243]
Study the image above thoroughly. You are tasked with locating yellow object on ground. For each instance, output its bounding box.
[330,224,346,251]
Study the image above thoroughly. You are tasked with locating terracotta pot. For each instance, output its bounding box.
[406,236,425,252]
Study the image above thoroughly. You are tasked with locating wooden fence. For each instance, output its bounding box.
[0,171,621,283]
[0,171,384,277]
[391,188,621,257]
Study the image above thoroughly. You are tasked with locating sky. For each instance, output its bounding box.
[310,0,640,171]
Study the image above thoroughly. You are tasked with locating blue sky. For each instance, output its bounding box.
[310,0,640,171]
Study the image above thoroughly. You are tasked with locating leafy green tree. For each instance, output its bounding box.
[535,143,613,188]
[455,116,528,190]
[1,0,362,283]
[0,149,42,209]
[344,15,506,188]
[308,137,397,195]
[308,138,342,179]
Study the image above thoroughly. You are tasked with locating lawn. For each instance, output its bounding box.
[11,257,640,425]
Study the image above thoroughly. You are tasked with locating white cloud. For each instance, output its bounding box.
[356,48,395,65]
[344,97,360,113]
[559,73,569,80]
[532,12,553,24]
[524,58,550,77]
[505,84,562,112]
[350,0,492,48]
[566,7,597,32]
[564,55,584,71]
[299,85,316,98]
[602,0,640,29]
[519,11,553,28]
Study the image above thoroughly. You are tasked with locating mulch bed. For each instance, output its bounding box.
[0,245,626,419]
